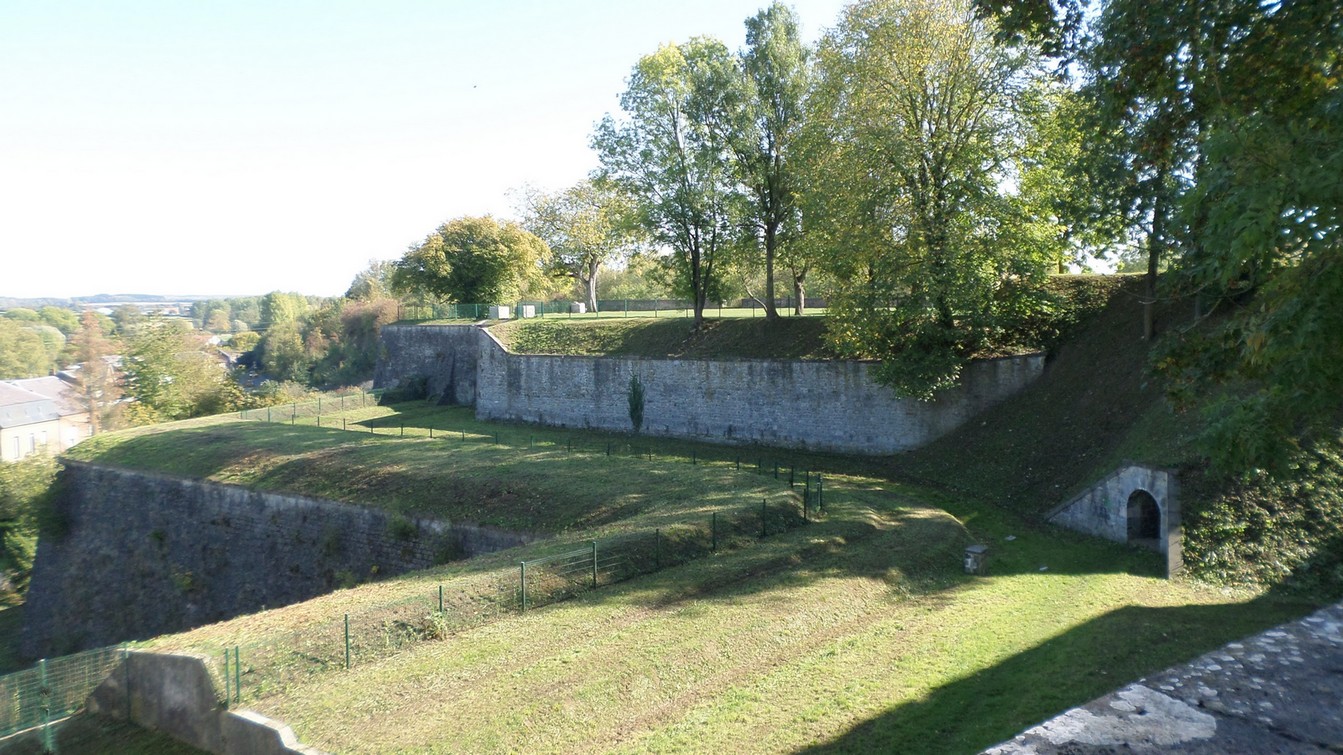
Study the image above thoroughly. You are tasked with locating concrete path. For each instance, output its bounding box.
[985,602,1343,753]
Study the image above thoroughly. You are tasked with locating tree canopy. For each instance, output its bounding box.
[807,0,1051,398]
[976,0,1343,472]
[517,180,641,313]
[391,216,549,305]
[594,39,744,325]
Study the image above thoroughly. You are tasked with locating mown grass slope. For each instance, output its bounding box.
[491,316,839,360]
[64,405,1317,753]
[892,277,1202,513]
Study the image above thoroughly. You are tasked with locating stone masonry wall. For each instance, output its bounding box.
[471,329,1044,454]
[21,461,530,659]
[1048,464,1182,576]
[373,325,481,405]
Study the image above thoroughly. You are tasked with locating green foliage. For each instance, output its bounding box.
[517,179,642,312]
[978,0,1343,474]
[808,0,1053,399]
[0,319,59,379]
[388,514,417,542]
[593,39,745,323]
[260,291,310,329]
[391,216,549,305]
[1182,434,1343,595]
[628,373,645,433]
[230,330,261,353]
[0,456,56,596]
[37,306,79,335]
[1,308,39,322]
[345,259,397,301]
[713,3,814,318]
[122,319,242,424]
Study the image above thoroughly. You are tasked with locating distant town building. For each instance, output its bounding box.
[0,377,92,462]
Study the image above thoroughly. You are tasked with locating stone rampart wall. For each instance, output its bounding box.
[373,324,1044,455]
[21,461,530,658]
[373,325,481,405]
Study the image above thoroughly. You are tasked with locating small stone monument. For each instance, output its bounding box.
[964,544,988,575]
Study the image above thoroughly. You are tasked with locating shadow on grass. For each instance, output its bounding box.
[796,593,1317,755]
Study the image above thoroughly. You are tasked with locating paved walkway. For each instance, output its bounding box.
[985,602,1343,753]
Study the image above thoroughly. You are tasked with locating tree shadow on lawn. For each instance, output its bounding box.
[796,592,1318,755]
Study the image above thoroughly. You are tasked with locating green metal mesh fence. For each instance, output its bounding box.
[0,646,126,742]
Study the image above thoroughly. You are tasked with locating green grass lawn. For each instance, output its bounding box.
[66,404,1319,754]
[489,316,841,360]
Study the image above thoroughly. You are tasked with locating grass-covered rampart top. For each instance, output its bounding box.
[64,407,797,537]
[487,275,1128,360]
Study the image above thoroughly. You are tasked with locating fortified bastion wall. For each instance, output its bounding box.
[375,324,1044,454]
[21,461,530,659]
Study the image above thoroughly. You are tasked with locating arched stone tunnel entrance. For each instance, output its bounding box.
[1047,465,1182,577]
[1126,489,1162,549]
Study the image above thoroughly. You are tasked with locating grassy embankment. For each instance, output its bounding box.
[66,402,1317,754]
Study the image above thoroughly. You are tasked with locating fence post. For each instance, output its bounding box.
[735,456,740,470]
[520,562,528,611]
[318,397,322,415]
[39,658,52,752]
[267,407,272,423]
[224,650,230,707]
[789,466,794,487]
[761,499,768,539]
[344,615,351,670]
[818,474,824,511]
[234,647,241,704]
[430,427,434,439]
[711,512,717,552]
[438,585,444,613]
[591,541,598,588]
[692,450,696,465]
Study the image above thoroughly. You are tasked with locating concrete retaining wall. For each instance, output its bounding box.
[21,462,531,658]
[86,651,325,754]
[374,324,1044,455]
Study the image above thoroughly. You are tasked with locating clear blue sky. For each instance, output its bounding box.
[1,1,849,299]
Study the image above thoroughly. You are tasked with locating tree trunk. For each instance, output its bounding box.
[585,260,600,314]
[1143,164,1168,340]
[792,276,805,316]
[763,225,779,319]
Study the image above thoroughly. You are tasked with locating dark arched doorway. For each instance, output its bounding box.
[1126,490,1161,549]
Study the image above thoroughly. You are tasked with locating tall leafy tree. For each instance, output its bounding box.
[978,0,1343,472]
[69,310,123,434]
[121,319,239,424]
[808,0,1048,398]
[0,320,54,379]
[593,39,744,326]
[702,3,813,318]
[391,216,549,305]
[517,180,641,313]
[345,259,398,301]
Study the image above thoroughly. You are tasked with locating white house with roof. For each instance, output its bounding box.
[0,377,92,462]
